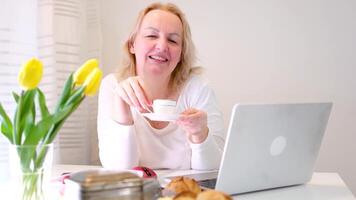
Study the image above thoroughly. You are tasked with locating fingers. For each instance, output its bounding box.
[117,77,151,111]
[116,82,134,107]
[180,108,198,115]
[128,78,150,110]
[136,77,152,106]
[177,108,209,143]
[177,109,206,128]
[178,108,201,121]
[122,80,142,108]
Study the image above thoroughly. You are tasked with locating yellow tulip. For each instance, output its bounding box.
[18,58,43,90]
[83,68,103,96]
[74,59,99,86]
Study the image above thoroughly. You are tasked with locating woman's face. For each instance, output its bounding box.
[130,9,183,79]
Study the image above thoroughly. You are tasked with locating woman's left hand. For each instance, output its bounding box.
[176,108,209,144]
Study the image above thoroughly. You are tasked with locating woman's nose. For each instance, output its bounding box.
[155,38,168,52]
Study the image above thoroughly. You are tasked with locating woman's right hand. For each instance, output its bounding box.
[116,76,152,113]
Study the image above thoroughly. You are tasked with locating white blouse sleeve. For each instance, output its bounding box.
[187,79,225,170]
[97,74,139,169]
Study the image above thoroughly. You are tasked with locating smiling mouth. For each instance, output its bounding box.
[149,55,168,62]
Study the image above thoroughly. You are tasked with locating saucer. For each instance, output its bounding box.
[142,113,179,122]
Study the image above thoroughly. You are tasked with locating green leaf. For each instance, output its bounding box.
[35,144,51,168]
[12,92,19,103]
[36,88,50,118]
[21,123,35,143]
[42,102,77,144]
[24,115,54,145]
[18,147,35,170]
[53,104,74,124]
[24,91,36,127]
[45,96,85,144]
[64,86,85,107]
[55,74,74,112]
[0,103,13,143]
[19,90,36,144]
[13,92,24,144]
[22,90,36,111]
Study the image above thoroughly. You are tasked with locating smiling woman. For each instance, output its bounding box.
[119,2,199,95]
[130,10,183,78]
[97,2,225,170]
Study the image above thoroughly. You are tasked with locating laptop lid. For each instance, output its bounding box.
[216,102,332,195]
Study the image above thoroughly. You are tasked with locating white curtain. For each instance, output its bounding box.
[0,0,101,181]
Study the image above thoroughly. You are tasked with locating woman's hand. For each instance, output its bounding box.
[176,108,209,144]
[116,76,152,113]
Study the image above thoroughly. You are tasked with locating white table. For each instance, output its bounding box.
[53,164,355,200]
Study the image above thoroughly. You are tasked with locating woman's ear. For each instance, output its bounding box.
[129,41,135,54]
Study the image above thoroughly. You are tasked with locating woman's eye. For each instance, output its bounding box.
[146,35,157,38]
[168,39,177,44]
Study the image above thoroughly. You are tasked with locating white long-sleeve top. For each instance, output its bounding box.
[97,74,225,170]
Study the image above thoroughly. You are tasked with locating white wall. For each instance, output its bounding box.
[100,0,356,195]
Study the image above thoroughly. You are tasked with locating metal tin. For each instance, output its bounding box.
[64,169,161,200]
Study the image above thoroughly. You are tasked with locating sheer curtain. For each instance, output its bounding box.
[0,0,101,181]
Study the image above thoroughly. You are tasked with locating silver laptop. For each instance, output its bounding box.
[166,102,332,195]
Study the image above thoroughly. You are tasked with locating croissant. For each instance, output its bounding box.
[165,176,201,195]
[173,191,196,200]
[196,190,232,200]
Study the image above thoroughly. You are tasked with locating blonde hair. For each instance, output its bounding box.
[118,2,201,91]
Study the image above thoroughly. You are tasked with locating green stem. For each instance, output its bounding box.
[44,96,85,145]
[15,145,50,200]
[14,91,24,144]
[34,146,48,169]
[21,171,44,200]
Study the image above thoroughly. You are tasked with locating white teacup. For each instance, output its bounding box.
[153,99,176,115]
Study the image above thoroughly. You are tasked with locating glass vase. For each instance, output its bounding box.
[9,144,53,200]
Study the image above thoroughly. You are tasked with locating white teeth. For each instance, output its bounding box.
[150,55,167,61]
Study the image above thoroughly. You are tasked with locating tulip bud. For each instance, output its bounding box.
[74,59,99,86]
[83,68,103,96]
[18,58,43,90]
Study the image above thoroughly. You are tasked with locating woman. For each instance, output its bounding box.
[97,2,224,170]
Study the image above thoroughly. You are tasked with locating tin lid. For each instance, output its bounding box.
[68,169,143,192]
